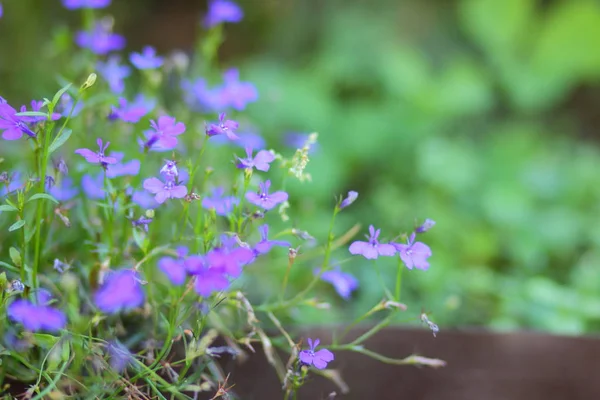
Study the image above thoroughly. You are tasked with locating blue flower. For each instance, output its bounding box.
[76,23,125,55]
[7,299,66,332]
[95,270,145,314]
[204,0,243,27]
[317,267,359,300]
[97,56,131,94]
[62,0,111,9]
[254,225,290,255]
[130,46,164,70]
[201,187,239,216]
[49,177,79,202]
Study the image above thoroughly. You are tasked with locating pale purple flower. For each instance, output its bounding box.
[349,225,396,260]
[107,340,133,373]
[236,147,274,172]
[131,215,152,232]
[106,158,140,178]
[49,177,79,202]
[299,338,334,370]
[62,0,111,9]
[109,95,154,123]
[160,160,178,180]
[130,46,164,70]
[201,187,239,216]
[318,267,358,300]
[415,218,436,234]
[158,250,187,286]
[0,172,23,196]
[339,191,358,209]
[245,180,288,211]
[185,255,230,297]
[210,131,266,149]
[143,176,187,204]
[220,68,258,111]
[254,224,290,255]
[75,23,125,55]
[144,116,186,150]
[204,0,243,27]
[0,3,3,18]
[82,174,105,200]
[75,138,118,167]
[97,57,131,94]
[394,233,432,270]
[284,133,319,154]
[205,112,239,140]
[95,270,145,314]
[58,94,83,118]
[7,299,66,332]
[182,78,228,112]
[0,103,36,140]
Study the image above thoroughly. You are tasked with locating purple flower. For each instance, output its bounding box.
[245,180,288,211]
[49,177,79,202]
[0,172,23,196]
[143,176,187,204]
[185,255,230,297]
[144,116,186,150]
[107,340,133,373]
[7,299,66,332]
[160,160,178,180]
[206,243,254,278]
[82,174,105,200]
[75,23,125,55]
[109,95,154,123]
[299,338,334,370]
[0,3,3,18]
[75,138,118,167]
[158,251,187,286]
[201,187,239,216]
[236,147,275,172]
[130,46,164,70]
[339,191,358,210]
[23,101,61,124]
[206,112,239,140]
[318,267,359,300]
[415,218,436,234]
[349,225,396,260]
[0,103,36,140]
[284,133,319,154]
[182,78,228,112]
[204,0,243,27]
[58,94,83,118]
[254,225,290,255]
[106,152,141,178]
[394,233,432,270]
[95,270,145,314]
[210,130,266,149]
[131,190,159,209]
[220,68,258,111]
[97,57,131,94]
[62,0,111,9]
[131,215,152,232]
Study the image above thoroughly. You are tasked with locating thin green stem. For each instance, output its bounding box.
[395,258,403,301]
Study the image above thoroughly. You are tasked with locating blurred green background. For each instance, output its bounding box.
[2,0,600,334]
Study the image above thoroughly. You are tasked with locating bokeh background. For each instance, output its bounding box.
[2,0,600,334]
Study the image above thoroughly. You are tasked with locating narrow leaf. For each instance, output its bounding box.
[0,204,18,212]
[14,111,48,117]
[27,193,59,204]
[49,128,73,154]
[8,220,26,232]
[52,83,72,108]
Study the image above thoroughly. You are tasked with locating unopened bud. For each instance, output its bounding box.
[145,209,155,219]
[81,73,97,91]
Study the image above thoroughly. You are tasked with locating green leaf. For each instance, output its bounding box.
[32,333,60,348]
[0,261,19,273]
[27,193,59,204]
[8,220,26,232]
[52,83,72,108]
[0,272,7,290]
[48,128,72,154]
[9,247,21,267]
[0,204,18,212]
[14,111,49,118]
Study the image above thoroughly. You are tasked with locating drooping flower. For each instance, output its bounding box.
[95,270,145,314]
[254,225,290,255]
[62,0,111,9]
[205,112,239,140]
[299,338,334,370]
[75,138,118,167]
[7,299,66,332]
[185,255,230,297]
[158,248,188,286]
[0,102,37,140]
[220,68,258,111]
[339,191,358,210]
[81,174,105,200]
[107,340,133,373]
[97,56,131,94]
[130,46,164,70]
[394,233,432,270]
[201,187,239,216]
[349,225,396,260]
[49,177,79,202]
[144,116,186,150]
[204,0,243,28]
[236,147,275,172]
[75,22,125,55]
[317,267,359,300]
[415,218,436,234]
[143,176,187,204]
[245,180,288,211]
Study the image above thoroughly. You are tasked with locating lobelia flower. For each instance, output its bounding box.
[185,255,230,297]
[144,116,186,150]
[205,112,239,140]
[62,0,111,9]
[415,218,436,234]
[299,338,334,370]
[75,138,118,167]
[181,78,228,112]
[160,160,178,180]
[22,100,61,124]
[206,239,254,278]
[0,3,3,18]
[204,0,243,28]
[131,215,153,232]
[107,340,133,373]
[0,102,37,140]
[210,130,266,149]
[394,233,432,270]
[143,176,187,204]
[81,174,105,200]
[130,46,164,70]
[49,177,79,202]
[349,225,397,260]
[106,152,141,178]
[7,299,66,332]
[131,190,159,209]
[253,224,290,255]
[58,94,83,118]
[317,267,359,300]
[75,22,125,55]
[158,247,188,286]
[97,56,131,94]
[109,95,155,123]
[284,133,319,154]
[95,270,145,314]
[220,68,258,111]
[245,180,288,211]
[201,187,239,216]
[339,190,358,209]
[236,147,275,172]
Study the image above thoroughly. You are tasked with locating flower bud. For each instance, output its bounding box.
[80,73,97,91]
